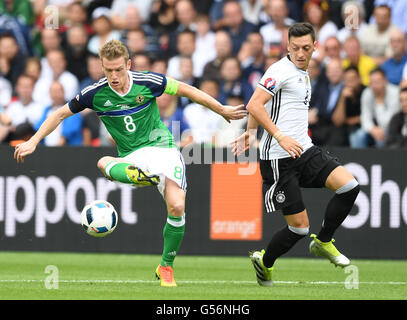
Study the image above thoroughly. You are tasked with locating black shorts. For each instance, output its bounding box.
[260,145,340,215]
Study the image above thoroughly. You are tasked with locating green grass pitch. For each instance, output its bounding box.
[0,251,406,300]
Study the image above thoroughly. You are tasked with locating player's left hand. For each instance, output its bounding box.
[221,104,247,123]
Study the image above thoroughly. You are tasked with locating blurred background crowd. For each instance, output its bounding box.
[1,0,407,149]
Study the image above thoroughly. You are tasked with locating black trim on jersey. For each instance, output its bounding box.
[258,83,276,96]
[68,97,83,114]
[262,89,282,159]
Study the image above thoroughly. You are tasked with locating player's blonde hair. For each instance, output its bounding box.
[99,39,129,62]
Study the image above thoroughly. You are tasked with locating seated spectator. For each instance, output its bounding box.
[157,93,193,147]
[315,35,342,68]
[87,7,121,56]
[80,54,104,91]
[194,14,216,78]
[59,2,92,34]
[148,0,179,49]
[386,87,407,148]
[215,94,247,147]
[260,0,293,58]
[331,66,366,148]
[0,74,44,143]
[177,55,199,109]
[39,28,62,58]
[309,58,347,146]
[183,79,224,145]
[33,49,79,107]
[337,1,368,44]
[111,0,155,28]
[303,0,338,46]
[217,0,256,55]
[360,4,398,65]
[24,57,42,84]
[35,81,82,146]
[120,6,161,55]
[241,31,266,90]
[126,28,148,58]
[342,36,376,86]
[0,0,34,27]
[132,52,152,71]
[240,0,264,26]
[202,30,233,83]
[166,0,198,58]
[0,2,33,55]
[0,32,27,90]
[64,24,90,82]
[38,28,62,78]
[218,56,254,105]
[151,57,168,74]
[381,28,407,86]
[167,29,199,79]
[359,68,400,147]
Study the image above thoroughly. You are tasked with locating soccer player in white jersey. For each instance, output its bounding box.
[14,40,247,287]
[233,23,360,286]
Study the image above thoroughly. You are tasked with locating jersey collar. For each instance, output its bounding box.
[286,55,308,74]
[108,70,133,97]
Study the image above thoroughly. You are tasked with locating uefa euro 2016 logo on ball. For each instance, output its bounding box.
[81,200,118,237]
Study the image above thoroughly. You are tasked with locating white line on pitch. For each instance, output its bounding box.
[0,279,406,285]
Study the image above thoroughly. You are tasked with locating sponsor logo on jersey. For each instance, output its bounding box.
[264,77,276,91]
[135,94,145,104]
[117,104,130,110]
[104,100,113,107]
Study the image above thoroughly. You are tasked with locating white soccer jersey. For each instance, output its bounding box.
[257,56,313,160]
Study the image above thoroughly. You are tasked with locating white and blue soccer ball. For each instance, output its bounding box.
[81,200,118,238]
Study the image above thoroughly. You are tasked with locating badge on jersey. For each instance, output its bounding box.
[135,94,145,104]
[263,77,277,93]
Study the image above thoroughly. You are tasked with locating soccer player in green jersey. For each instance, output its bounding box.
[14,40,247,287]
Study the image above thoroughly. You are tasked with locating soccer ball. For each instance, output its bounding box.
[81,200,118,238]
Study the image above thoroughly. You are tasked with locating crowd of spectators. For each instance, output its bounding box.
[1,0,407,149]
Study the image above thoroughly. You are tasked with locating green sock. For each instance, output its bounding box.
[104,161,132,184]
[161,214,185,267]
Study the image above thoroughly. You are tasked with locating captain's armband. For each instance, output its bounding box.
[164,77,179,96]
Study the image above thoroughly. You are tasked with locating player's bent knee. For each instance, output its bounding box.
[336,178,360,199]
[288,225,309,236]
[97,156,115,171]
[167,200,185,217]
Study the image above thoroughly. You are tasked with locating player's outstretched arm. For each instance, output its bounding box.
[246,88,303,159]
[14,104,74,163]
[175,80,247,122]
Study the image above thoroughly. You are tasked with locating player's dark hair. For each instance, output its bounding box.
[288,22,316,42]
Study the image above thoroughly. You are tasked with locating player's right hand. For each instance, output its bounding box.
[14,140,37,163]
[231,130,257,156]
[278,136,303,159]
